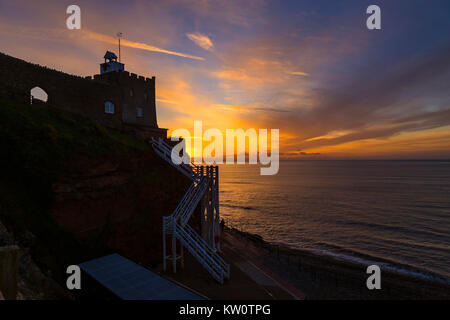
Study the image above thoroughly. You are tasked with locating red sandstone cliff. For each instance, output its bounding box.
[50,152,190,266]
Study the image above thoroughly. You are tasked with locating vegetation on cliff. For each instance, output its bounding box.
[0,99,189,297]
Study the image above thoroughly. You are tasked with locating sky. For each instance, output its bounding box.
[1,0,450,159]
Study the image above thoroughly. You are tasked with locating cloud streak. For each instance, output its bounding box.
[286,71,310,77]
[84,31,205,61]
[186,33,214,51]
[215,104,290,113]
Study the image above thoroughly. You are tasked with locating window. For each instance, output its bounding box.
[30,86,48,104]
[144,93,148,102]
[130,89,134,97]
[104,101,115,114]
[136,107,143,118]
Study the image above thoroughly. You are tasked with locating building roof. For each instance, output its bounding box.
[104,51,118,60]
[79,254,203,300]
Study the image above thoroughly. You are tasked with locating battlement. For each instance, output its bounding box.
[92,70,155,88]
[0,52,88,82]
[0,51,164,139]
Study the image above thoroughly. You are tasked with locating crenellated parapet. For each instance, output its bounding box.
[0,51,166,139]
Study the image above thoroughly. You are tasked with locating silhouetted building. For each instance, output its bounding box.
[0,51,167,139]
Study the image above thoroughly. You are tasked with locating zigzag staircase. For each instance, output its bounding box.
[151,138,230,284]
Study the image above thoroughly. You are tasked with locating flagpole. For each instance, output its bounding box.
[117,32,123,62]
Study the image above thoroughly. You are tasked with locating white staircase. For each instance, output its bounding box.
[151,138,230,284]
[172,177,209,226]
[151,137,200,182]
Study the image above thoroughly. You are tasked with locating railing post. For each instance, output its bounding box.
[215,165,221,251]
[162,217,166,271]
[0,245,19,300]
[209,166,215,250]
[180,244,184,269]
[172,218,177,273]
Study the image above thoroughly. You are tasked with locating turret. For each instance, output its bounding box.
[100,51,124,74]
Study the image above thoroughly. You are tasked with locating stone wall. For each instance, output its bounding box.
[0,52,164,136]
[92,70,158,128]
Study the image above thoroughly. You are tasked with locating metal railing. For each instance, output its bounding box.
[151,138,200,182]
[178,179,209,226]
[151,137,229,283]
[174,221,225,283]
[183,224,230,279]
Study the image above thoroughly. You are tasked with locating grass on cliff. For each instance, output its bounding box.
[0,98,149,186]
[0,99,150,286]
[0,99,148,164]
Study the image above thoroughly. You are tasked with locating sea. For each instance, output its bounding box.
[219,160,450,283]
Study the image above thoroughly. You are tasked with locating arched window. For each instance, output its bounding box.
[130,89,134,97]
[30,87,48,104]
[136,107,143,118]
[104,101,115,114]
[144,93,148,102]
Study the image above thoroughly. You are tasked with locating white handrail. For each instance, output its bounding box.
[172,182,197,219]
[152,137,228,283]
[175,222,224,283]
[179,179,208,225]
[183,224,230,278]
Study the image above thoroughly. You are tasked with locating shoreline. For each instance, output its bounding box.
[223,221,449,285]
[224,226,450,299]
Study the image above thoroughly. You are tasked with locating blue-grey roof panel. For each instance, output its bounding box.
[79,254,202,300]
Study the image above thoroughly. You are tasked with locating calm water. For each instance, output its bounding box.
[219,160,450,281]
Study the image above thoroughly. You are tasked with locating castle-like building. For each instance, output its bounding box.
[0,51,167,139]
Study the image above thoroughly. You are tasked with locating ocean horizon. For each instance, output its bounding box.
[219,160,450,283]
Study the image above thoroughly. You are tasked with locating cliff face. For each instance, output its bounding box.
[50,152,189,266]
[0,98,190,290]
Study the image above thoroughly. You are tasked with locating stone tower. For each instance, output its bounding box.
[100,51,124,74]
[94,51,160,133]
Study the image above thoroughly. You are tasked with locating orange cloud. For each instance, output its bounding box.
[186,33,214,51]
[286,71,310,77]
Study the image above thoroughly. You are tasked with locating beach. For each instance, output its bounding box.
[222,226,450,300]
[158,224,450,300]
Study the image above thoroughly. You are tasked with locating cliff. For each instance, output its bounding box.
[0,98,190,297]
